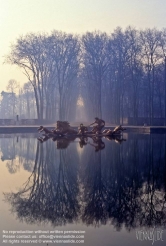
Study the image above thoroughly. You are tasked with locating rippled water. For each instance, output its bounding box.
[0,133,166,246]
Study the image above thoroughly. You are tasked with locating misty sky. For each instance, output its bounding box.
[0,0,166,91]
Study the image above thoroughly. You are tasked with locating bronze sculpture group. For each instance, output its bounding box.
[37,117,126,150]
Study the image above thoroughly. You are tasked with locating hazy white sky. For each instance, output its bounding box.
[0,0,166,91]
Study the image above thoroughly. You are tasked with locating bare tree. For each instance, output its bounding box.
[140,29,161,124]
[159,28,166,125]
[6,79,19,117]
[48,31,80,120]
[82,31,109,118]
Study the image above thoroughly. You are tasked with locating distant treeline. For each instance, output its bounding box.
[0,80,36,120]
[4,27,166,124]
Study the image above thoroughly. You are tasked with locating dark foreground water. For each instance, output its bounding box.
[0,133,166,246]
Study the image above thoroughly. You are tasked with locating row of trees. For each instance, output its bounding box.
[5,27,166,124]
[83,27,166,124]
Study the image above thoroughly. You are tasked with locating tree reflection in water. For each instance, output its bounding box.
[4,134,166,230]
[4,140,80,226]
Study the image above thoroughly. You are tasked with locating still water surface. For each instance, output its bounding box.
[0,133,166,246]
